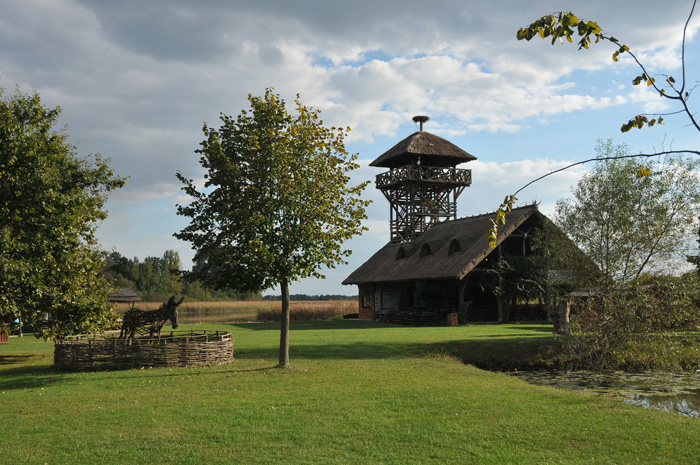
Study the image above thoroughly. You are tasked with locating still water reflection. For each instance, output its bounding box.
[511,370,700,418]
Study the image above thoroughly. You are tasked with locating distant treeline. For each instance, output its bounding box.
[102,250,261,302]
[262,294,357,301]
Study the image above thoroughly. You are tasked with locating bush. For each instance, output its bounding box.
[563,274,700,371]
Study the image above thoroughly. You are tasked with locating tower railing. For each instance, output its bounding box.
[375,165,471,188]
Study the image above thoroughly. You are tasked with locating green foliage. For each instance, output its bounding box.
[564,274,700,371]
[175,88,370,366]
[529,219,601,293]
[103,250,261,301]
[476,253,547,322]
[484,219,598,321]
[175,89,370,292]
[555,140,700,284]
[457,301,471,324]
[0,87,125,339]
[517,5,699,134]
[621,113,664,133]
[516,12,603,49]
[103,250,182,298]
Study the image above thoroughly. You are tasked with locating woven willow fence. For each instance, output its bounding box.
[54,330,234,371]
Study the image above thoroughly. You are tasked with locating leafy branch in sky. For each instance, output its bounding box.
[488,1,699,247]
[517,0,698,133]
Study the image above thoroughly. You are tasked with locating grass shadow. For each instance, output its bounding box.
[0,354,34,365]
[230,320,403,331]
[0,364,65,391]
[507,324,554,333]
[410,336,564,371]
[236,341,407,361]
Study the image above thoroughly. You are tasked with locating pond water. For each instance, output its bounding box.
[510,370,700,418]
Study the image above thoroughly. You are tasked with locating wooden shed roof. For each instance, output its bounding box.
[369,131,477,168]
[343,204,541,285]
[107,288,143,303]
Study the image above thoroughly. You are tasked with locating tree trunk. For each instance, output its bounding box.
[278,278,290,368]
[553,298,571,335]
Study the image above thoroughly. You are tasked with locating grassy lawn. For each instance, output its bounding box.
[1,321,699,464]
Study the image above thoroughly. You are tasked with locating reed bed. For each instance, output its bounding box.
[256,300,357,323]
[113,300,357,324]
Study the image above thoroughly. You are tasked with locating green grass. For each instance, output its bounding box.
[2,321,699,464]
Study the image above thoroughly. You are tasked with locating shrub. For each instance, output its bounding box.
[563,274,700,371]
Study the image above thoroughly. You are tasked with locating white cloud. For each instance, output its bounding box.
[3,0,699,294]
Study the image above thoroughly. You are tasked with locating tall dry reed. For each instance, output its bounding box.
[256,300,356,322]
[113,300,357,325]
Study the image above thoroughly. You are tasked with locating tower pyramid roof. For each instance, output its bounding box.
[370,131,477,169]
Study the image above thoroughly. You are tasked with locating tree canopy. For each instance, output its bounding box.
[0,88,125,339]
[175,89,370,366]
[102,249,260,301]
[555,140,700,285]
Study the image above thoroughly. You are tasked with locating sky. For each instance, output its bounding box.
[2,0,699,296]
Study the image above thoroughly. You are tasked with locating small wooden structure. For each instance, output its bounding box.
[119,296,183,340]
[107,288,143,306]
[54,330,233,371]
[372,120,476,243]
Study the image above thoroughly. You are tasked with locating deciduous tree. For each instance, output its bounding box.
[0,88,125,339]
[175,89,370,367]
[555,140,700,285]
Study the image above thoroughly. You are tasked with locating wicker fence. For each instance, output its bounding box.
[54,330,234,371]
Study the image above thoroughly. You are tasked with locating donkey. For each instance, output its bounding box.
[119,296,184,340]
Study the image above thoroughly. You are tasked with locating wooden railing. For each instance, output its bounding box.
[376,165,471,189]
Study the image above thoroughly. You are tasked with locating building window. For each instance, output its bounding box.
[395,247,407,260]
[420,243,432,257]
[362,294,373,308]
[449,238,462,255]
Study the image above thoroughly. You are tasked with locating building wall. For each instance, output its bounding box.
[378,284,401,314]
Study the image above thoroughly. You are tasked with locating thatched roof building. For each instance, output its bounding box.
[344,119,591,325]
[343,204,563,324]
[344,205,540,285]
[107,288,142,304]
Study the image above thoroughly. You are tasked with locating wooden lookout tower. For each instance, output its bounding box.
[371,116,477,243]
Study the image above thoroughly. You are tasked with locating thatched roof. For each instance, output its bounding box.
[369,131,477,169]
[343,205,541,285]
[107,288,143,303]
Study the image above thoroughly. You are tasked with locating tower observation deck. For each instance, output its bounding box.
[371,117,476,243]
